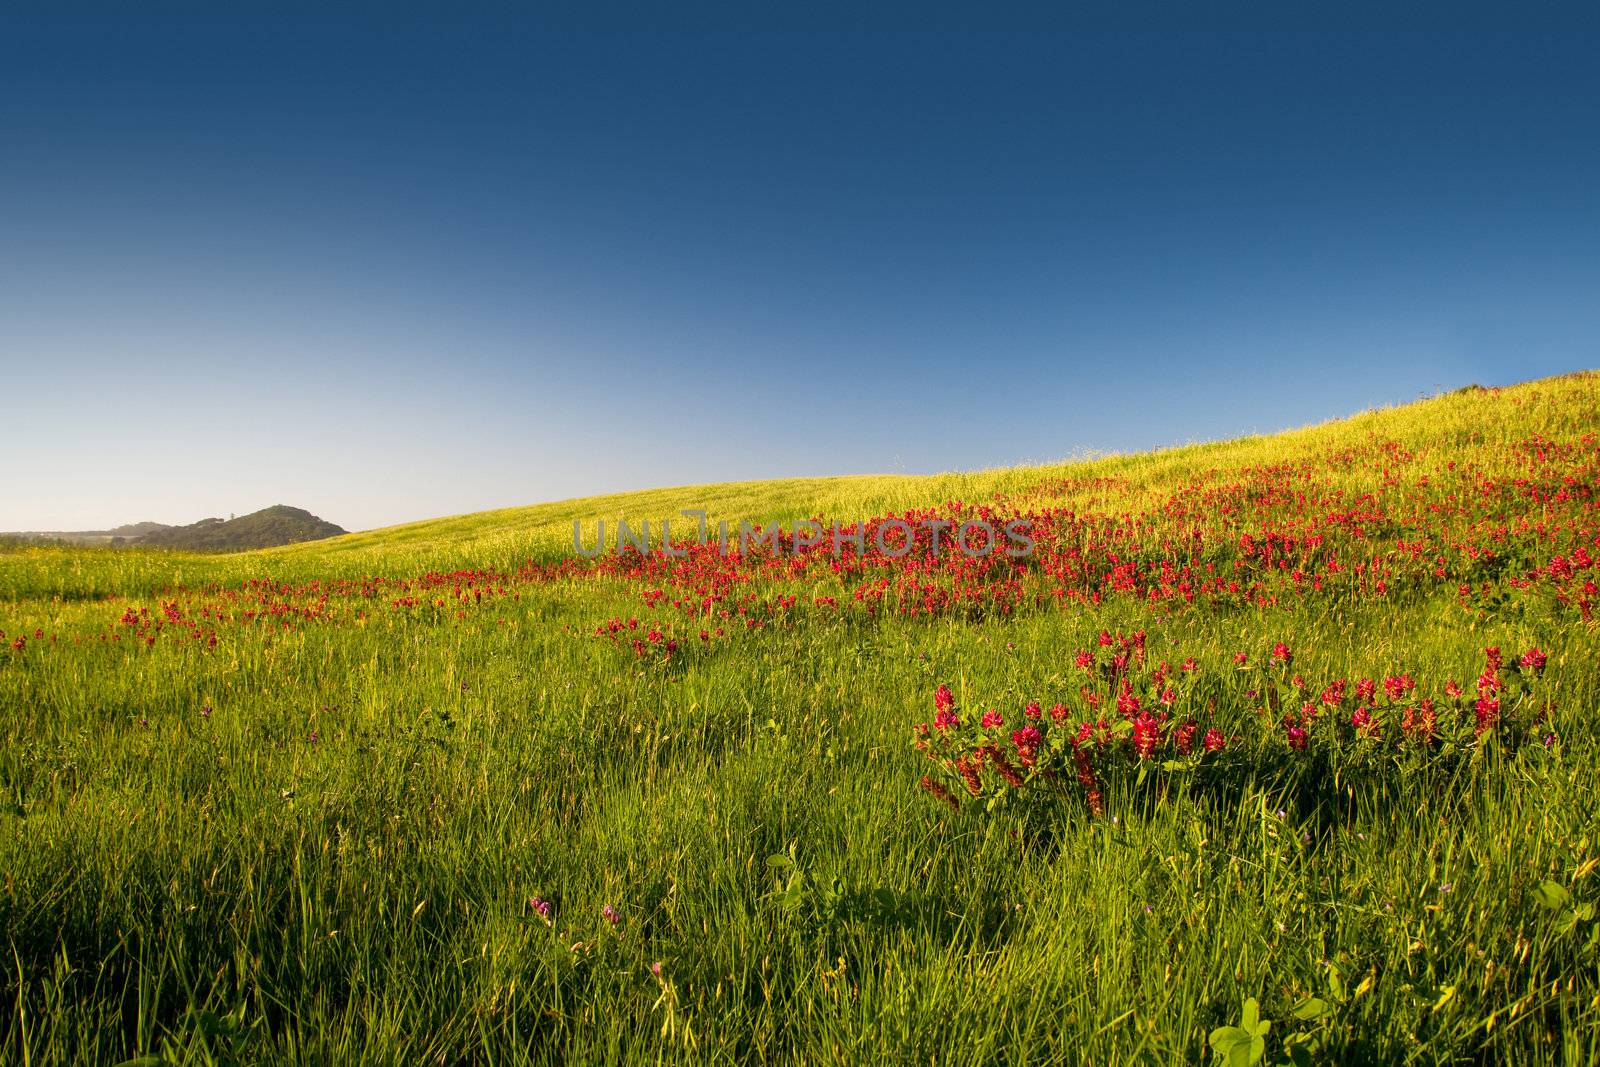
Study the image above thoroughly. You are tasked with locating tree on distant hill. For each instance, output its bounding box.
[134,506,345,552]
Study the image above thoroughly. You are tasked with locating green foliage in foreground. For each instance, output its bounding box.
[2,374,1599,1064]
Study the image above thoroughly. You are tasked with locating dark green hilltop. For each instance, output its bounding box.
[5,505,345,552]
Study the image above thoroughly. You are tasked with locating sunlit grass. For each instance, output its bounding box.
[2,373,1597,1064]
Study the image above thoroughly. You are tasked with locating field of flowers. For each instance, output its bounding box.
[2,374,1598,1064]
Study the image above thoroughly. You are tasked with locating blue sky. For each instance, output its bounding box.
[3,23,1597,531]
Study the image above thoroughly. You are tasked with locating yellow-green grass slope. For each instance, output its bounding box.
[1,371,1598,1065]
[4,372,1596,597]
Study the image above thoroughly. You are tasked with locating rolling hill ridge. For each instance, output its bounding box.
[5,505,344,552]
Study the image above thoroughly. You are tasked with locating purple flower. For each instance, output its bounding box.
[602,904,621,927]
[529,896,552,919]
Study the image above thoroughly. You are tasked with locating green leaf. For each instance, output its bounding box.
[1292,996,1332,1021]
[1326,966,1346,1002]
[765,853,794,870]
[1209,1025,1249,1056]
[1536,880,1570,909]
[1239,997,1260,1031]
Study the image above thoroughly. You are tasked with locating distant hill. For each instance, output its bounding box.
[0,520,174,546]
[135,506,346,551]
[5,506,344,552]
[107,521,175,539]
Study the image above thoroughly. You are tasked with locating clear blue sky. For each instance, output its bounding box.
[3,21,1597,531]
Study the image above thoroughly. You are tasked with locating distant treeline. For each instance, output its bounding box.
[4,506,345,553]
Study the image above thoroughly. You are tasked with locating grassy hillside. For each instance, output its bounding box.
[1,373,1598,1064]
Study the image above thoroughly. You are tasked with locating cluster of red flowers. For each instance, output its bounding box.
[572,422,1596,641]
[914,640,1555,814]
[2,411,1592,691]
[4,628,46,653]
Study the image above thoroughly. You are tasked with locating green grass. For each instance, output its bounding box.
[2,374,1599,1064]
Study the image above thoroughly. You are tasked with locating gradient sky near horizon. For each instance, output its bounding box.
[3,22,1598,532]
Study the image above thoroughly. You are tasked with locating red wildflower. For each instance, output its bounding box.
[1402,699,1437,743]
[1351,707,1377,737]
[919,775,960,812]
[955,756,983,796]
[1132,713,1163,760]
[983,745,1025,788]
[1012,725,1043,765]
[1474,696,1500,737]
[1072,746,1104,816]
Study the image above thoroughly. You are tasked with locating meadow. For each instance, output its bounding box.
[2,373,1598,1064]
